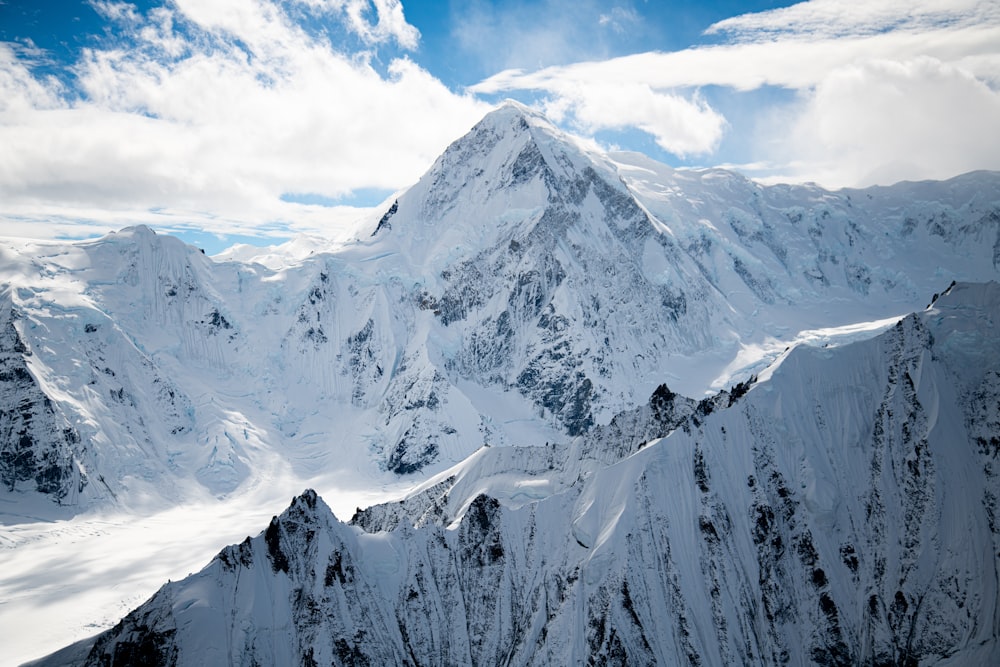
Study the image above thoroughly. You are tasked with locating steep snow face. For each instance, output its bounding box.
[369,102,726,438]
[614,154,1000,330]
[366,102,1000,449]
[51,283,1000,667]
[0,229,269,510]
[0,288,84,501]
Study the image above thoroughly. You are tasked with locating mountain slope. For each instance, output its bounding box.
[0,287,85,501]
[2,101,999,517]
[41,282,1000,666]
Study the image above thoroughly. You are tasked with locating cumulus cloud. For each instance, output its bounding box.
[785,57,1000,187]
[540,83,726,157]
[474,0,1000,187]
[0,0,486,240]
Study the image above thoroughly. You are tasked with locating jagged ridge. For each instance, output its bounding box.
[41,283,1000,666]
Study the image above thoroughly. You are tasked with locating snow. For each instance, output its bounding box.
[2,466,438,665]
[3,102,1000,664]
[710,313,907,391]
[41,282,999,664]
[2,492,274,665]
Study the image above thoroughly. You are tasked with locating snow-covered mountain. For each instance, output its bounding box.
[5,101,1000,664]
[35,282,1000,666]
[2,101,999,517]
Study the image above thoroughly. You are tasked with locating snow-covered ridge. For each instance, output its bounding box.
[36,282,1000,666]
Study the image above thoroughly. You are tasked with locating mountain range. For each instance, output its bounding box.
[4,101,1000,665]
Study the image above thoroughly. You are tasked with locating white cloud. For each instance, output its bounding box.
[0,0,487,241]
[708,0,996,40]
[291,0,420,48]
[540,83,726,157]
[0,44,66,114]
[474,0,1000,187]
[87,1,143,25]
[348,0,420,48]
[784,56,1000,187]
[473,21,1000,93]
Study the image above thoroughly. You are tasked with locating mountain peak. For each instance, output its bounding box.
[100,224,158,244]
[89,223,210,264]
[498,98,534,113]
[467,99,561,147]
[369,98,630,259]
[487,98,546,124]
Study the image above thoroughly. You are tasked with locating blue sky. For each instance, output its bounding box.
[0,1,792,86]
[1,0,998,253]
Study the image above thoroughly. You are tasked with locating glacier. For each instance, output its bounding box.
[3,101,1000,664]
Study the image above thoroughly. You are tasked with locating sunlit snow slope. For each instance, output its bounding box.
[37,282,1000,666]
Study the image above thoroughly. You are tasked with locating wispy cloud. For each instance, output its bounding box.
[450,0,654,79]
[474,0,1000,187]
[707,0,996,40]
[0,0,487,241]
[597,7,640,35]
[88,1,143,25]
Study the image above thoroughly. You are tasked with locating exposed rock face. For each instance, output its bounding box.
[396,106,718,437]
[50,283,1000,666]
[0,293,84,500]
